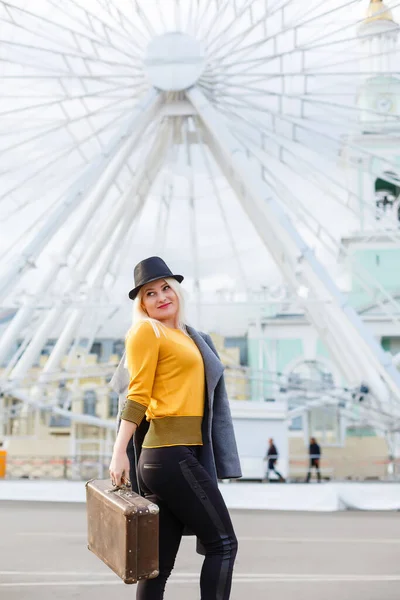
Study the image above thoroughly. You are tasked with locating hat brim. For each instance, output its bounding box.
[128,274,184,300]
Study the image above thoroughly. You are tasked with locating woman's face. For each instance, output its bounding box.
[141,279,179,326]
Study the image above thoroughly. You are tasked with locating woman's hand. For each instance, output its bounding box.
[109,418,137,486]
[109,448,131,487]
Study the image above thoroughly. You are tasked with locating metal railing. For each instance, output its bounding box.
[288,454,400,482]
[4,455,111,481]
[3,454,400,482]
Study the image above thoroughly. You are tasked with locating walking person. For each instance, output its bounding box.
[109,256,241,600]
[306,437,322,483]
[265,438,285,482]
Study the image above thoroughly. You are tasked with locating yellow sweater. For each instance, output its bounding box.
[120,321,205,448]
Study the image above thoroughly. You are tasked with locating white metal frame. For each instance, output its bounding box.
[1,0,400,453]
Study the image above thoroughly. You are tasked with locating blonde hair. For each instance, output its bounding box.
[126,277,188,339]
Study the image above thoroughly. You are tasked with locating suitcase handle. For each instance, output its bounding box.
[106,482,132,494]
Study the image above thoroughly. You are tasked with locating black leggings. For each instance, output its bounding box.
[136,445,238,600]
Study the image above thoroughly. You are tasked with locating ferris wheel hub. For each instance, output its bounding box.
[144,32,206,92]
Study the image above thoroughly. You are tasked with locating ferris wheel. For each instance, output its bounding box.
[1,0,400,437]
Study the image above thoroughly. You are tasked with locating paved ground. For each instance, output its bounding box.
[1,501,400,599]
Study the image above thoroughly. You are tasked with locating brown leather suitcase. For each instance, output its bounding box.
[86,479,159,584]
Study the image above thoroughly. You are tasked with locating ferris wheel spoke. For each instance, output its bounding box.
[157,179,174,255]
[174,0,182,31]
[0,38,141,73]
[5,133,163,369]
[300,18,400,56]
[132,0,158,39]
[152,122,176,252]
[2,1,400,417]
[285,0,360,47]
[0,114,130,179]
[208,0,364,66]
[209,84,400,128]
[305,39,399,73]
[0,89,139,100]
[254,158,400,322]
[65,0,147,49]
[0,120,66,140]
[212,93,400,179]
[203,44,399,81]
[192,0,217,40]
[220,36,397,78]
[234,126,358,236]
[282,209,400,327]
[182,117,201,308]
[207,0,315,61]
[0,84,140,148]
[1,183,80,261]
[183,0,197,36]
[1,146,86,200]
[238,75,372,103]
[244,151,342,257]
[0,51,143,87]
[1,1,142,64]
[206,0,291,59]
[201,0,246,48]
[107,199,146,288]
[0,73,144,82]
[0,99,141,165]
[153,0,169,32]
[187,87,400,401]
[1,163,87,233]
[1,92,145,143]
[0,87,137,124]
[208,13,399,75]
[284,0,334,32]
[51,126,165,300]
[97,0,151,47]
[0,106,132,202]
[194,116,250,289]
[303,1,400,49]
[225,105,400,242]
[219,104,361,207]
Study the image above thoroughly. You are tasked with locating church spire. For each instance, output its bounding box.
[358,0,399,36]
[364,0,395,25]
[358,0,399,73]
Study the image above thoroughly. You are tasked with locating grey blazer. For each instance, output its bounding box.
[109,325,242,483]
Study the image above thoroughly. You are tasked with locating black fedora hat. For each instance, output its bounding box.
[128,256,184,300]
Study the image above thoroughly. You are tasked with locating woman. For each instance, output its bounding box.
[109,256,242,600]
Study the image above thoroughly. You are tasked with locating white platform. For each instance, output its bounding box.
[1,480,400,511]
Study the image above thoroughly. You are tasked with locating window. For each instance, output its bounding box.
[83,390,97,416]
[224,336,248,365]
[375,173,400,223]
[49,382,71,427]
[41,340,56,356]
[287,360,338,439]
[109,392,119,418]
[90,342,102,360]
[289,360,334,393]
[112,339,125,358]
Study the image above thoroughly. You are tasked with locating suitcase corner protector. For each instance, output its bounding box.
[148,569,160,579]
